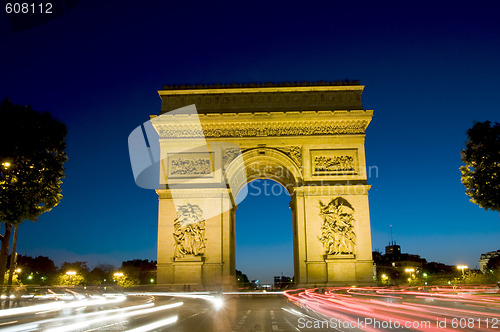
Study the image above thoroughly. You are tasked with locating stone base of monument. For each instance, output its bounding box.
[173,259,204,286]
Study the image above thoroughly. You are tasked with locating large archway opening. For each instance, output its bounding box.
[235,179,293,288]
[225,148,302,289]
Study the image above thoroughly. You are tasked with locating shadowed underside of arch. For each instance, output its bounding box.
[225,148,302,198]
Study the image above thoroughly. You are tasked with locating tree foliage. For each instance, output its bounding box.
[460,121,500,213]
[115,274,140,288]
[16,255,58,284]
[236,269,250,288]
[121,259,156,284]
[0,98,67,284]
[486,256,500,272]
[0,98,68,223]
[58,273,85,286]
[87,264,115,285]
[59,261,90,275]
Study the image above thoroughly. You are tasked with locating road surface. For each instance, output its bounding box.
[0,286,499,331]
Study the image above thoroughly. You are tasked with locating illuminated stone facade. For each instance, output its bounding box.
[153,82,374,289]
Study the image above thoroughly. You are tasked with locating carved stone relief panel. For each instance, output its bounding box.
[318,197,356,256]
[275,146,302,166]
[167,153,214,178]
[173,203,207,259]
[222,148,240,169]
[310,149,358,176]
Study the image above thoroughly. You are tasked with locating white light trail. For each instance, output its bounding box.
[126,316,178,332]
[0,323,39,332]
[35,303,155,326]
[45,302,183,332]
[126,291,231,309]
[0,293,126,318]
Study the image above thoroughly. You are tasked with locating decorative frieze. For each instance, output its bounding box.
[155,120,369,138]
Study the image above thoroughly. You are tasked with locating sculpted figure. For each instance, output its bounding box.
[173,203,207,258]
[318,197,356,255]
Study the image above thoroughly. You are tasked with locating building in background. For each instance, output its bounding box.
[479,250,500,273]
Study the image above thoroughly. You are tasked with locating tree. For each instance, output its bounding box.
[121,259,156,284]
[16,255,57,284]
[59,261,90,275]
[236,269,250,288]
[486,256,500,274]
[114,274,140,288]
[87,264,115,285]
[460,121,500,214]
[0,98,67,285]
[57,262,89,285]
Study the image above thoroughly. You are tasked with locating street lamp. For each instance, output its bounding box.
[405,268,415,281]
[2,161,11,168]
[66,271,77,285]
[15,268,21,273]
[457,265,468,276]
[113,272,124,277]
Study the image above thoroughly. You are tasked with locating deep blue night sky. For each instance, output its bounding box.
[1,1,499,283]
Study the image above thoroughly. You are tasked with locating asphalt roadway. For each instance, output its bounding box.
[0,293,333,332]
[1,287,499,331]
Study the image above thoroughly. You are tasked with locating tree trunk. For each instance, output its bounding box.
[7,224,19,286]
[6,224,19,308]
[0,223,13,286]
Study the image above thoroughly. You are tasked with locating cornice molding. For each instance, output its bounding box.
[158,85,364,96]
[152,110,373,138]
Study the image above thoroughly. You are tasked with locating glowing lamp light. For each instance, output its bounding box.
[113,272,124,277]
[457,265,468,276]
[66,271,77,276]
[212,297,224,311]
[150,278,155,283]
[2,162,11,168]
[15,268,21,273]
[404,268,415,273]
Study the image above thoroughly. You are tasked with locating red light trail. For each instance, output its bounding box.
[285,286,500,331]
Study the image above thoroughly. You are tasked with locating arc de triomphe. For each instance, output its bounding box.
[151,82,374,289]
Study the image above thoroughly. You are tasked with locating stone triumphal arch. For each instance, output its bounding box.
[152,82,374,289]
